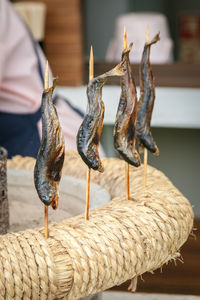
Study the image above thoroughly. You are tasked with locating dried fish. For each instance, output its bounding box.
[114,44,140,167]
[34,79,65,209]
[136,33,160,155]
[77,63,124,172]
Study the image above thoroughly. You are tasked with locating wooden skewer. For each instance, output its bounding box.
[85,46,94,220]
[89,45,94,80]
[123,26,128,50]
[125,162,130,200]
[143,25,149,187]
[144,148,148,186]
[44,205,48,238]
[146,24,149,44]
[123,27,130,200]
[44,60,49,238]
[85,167,90,220]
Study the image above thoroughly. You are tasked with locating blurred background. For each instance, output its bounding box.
[9,0,200,296]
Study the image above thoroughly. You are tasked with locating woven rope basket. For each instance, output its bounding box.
[4,151,193,300]
[0,147,9,234]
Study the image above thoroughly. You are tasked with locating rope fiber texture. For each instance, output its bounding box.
[6,151,194,300]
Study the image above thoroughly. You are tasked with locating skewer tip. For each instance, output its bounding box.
[146,24,149,43]
[89,45,94,81]
[45,60,49,89]
[123,26,127,50]
[90,45,93,56]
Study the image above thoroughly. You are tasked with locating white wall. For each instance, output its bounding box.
[101,126,200,218]
[83,0,130,60]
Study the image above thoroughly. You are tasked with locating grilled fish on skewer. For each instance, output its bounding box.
[136,33,160,155]
[114,43,140,167]
[77,62,124,172]
[34,78,65,209]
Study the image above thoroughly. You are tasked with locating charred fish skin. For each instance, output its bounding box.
[136,33,160,155]
[77,92,104,172]
[114,44,141,167]
[34,79,65,209]
[77,63,124,172]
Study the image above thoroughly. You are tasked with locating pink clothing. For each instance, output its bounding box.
[0,0,83,152]
[0,0,45,114]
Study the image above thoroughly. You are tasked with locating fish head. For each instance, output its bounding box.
[90,156,104,173]
[37,181,58,209]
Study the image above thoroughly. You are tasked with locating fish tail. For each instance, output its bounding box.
[44,77,58,94]
[107,60,126,77]
[52,77,58,90]
[146,33,160,46]
[122,42,133,56]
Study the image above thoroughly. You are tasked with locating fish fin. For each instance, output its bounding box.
[44,77,58,94]
[51,194,58,210]
[47,145,65,182]
[107,60,126,77]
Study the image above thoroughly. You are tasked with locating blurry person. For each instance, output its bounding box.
[0,0,84,158]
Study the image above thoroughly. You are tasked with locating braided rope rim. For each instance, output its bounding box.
[4,151,194,299]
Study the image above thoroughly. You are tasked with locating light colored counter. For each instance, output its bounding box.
[57,86,200,129]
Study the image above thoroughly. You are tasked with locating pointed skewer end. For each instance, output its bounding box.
[89,45,94,81]
[123,26,127,50]
[146,24,149,43]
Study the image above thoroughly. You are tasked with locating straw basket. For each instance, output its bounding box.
[2,151,193,300]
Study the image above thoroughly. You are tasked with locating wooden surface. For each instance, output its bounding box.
[85,62,200,88]
[14,0,84,86]
[111,219,200,295]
